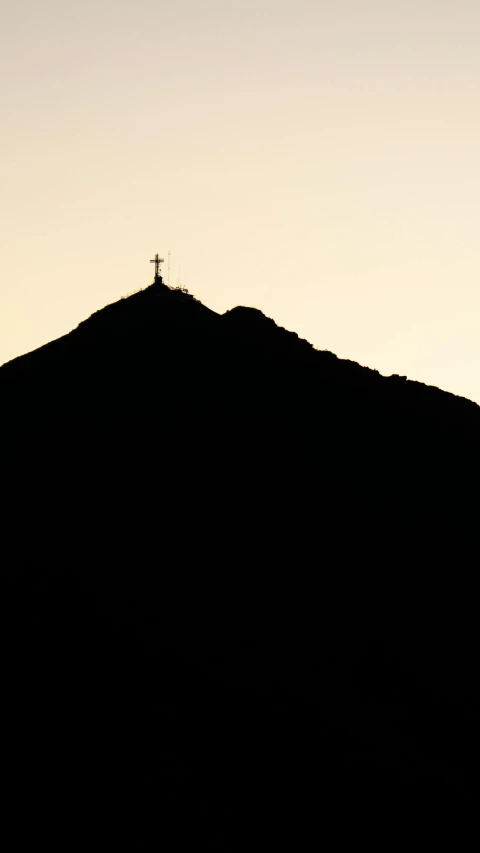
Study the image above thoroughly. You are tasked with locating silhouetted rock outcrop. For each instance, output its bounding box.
[1,281,479,849]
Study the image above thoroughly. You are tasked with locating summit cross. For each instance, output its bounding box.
[150,254,164,283]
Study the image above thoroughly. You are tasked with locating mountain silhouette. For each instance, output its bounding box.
[2,279,479,850]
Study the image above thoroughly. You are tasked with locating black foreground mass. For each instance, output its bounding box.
[2,281,480,850]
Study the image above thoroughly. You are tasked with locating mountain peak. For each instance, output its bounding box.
[1,276,479,850]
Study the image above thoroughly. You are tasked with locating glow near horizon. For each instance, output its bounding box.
[1,0,479,403]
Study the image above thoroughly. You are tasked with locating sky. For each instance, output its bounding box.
[2,0,480,403]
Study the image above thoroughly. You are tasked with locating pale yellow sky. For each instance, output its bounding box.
[1,0,479,402]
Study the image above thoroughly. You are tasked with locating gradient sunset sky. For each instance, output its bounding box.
[2,0,479,402]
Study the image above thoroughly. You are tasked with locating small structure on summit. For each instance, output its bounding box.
[150,254,164,285]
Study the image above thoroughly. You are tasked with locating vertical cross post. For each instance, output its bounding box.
[150,254,164,284]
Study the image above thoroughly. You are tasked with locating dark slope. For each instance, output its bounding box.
[2,280,480,850]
